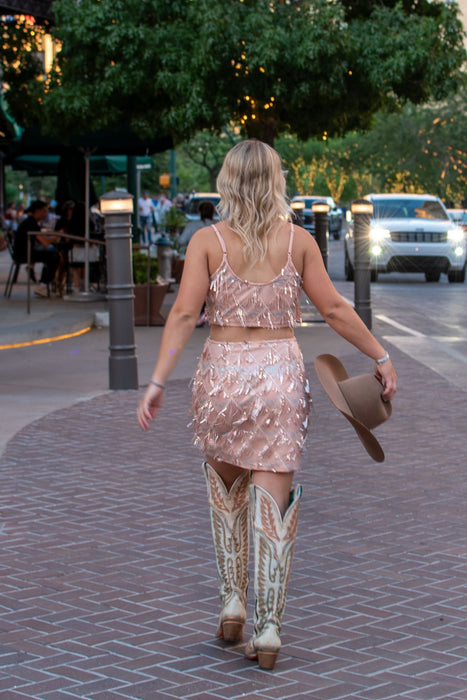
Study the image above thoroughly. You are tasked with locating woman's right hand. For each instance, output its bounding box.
[375,359,397,402]
[137,383,164,431]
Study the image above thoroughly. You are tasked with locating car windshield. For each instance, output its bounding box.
[185,196,220,216]
[373,198,449,221]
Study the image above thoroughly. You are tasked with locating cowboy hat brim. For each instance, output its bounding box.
[314,354,391,463]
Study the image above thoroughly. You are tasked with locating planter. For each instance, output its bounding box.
[134,283,169,326]
[172,258,185,284]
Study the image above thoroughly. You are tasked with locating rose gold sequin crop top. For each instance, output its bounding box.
[205,223,302,328]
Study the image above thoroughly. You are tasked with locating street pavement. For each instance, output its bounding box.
[1,246,467,699]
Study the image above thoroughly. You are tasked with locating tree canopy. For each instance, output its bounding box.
[272,84,467,205]
[2,0,466,145]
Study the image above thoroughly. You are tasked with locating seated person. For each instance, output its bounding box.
[68,201,97,294]
[54,200,76,295]
[178,201,215,250]
[13,200,60,297]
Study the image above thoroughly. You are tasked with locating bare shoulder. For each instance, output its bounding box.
[292,223,318,251]
[189,225,217,248]
[186,225,223,274]
[291,223,319,270]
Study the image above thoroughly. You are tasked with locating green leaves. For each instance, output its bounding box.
[2,0,465,146]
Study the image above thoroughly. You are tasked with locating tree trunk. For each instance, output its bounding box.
[246,116,277,147]
[209,170,218,191]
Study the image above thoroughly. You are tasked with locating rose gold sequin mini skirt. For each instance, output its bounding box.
[191,337,311,472]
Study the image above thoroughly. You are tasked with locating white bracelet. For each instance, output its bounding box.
[375,351,390,365]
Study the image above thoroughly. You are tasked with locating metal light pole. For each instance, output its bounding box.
[69,149,105,302]
[351,198,374,330]
[312,201,330,270]
[169,149,177,201]
[100,190,138,390]
[127,156,138,242]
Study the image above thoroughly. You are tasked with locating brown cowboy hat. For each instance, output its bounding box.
[314,354,392,463]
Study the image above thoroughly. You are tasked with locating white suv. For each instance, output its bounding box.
[344,194,466,283]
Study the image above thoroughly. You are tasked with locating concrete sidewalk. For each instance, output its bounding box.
[1,247,467,699]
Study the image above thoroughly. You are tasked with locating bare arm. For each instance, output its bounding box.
[300,230,397,400]
[137,230,211,429]
[36,232,60,246]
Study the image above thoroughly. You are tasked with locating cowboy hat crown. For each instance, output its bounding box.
[314,354,392,463]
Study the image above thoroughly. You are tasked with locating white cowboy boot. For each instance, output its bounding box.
[202,462,250,642]
[244,483,302,669]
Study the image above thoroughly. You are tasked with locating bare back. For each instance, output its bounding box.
[207,220,302,342]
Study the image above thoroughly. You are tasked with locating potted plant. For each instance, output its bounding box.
[132,249,169,326]
[162,205,187,237]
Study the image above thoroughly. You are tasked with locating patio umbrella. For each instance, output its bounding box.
[5,124,172,157]
[5,124,172,295]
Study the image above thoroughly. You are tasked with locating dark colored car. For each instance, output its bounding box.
[291,196,343,239]
[447,209,467,233]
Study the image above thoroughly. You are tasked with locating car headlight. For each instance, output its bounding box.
[447,226,465,243]
[369,226,390,242]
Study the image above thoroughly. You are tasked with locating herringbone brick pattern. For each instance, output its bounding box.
[1,347,466,699]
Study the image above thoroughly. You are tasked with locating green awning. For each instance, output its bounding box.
[10,154,154,176]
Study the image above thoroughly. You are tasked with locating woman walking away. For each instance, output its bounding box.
[137,140,397,670]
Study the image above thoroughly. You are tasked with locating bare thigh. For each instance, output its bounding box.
[207,457,293,517]
[252,470,294,517]
[207,457,247,491]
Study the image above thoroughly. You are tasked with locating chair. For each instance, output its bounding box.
[3,230,39,298]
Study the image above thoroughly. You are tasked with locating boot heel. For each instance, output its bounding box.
[222,620,244,642]
[257,650,279,670]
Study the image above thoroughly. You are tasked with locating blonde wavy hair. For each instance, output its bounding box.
[216,139,291,261]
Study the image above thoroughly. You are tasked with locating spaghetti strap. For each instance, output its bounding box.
[288,222,295,256]
[211,224,227,256]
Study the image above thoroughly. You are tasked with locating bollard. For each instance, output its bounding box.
[100,190,138,390]
[291,200,305,228]
[157,234,175,283]
[312,202,330,270]
[351,198,373,330]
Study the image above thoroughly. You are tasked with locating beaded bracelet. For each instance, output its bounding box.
[375,351,390,365]
[149,380,166,390]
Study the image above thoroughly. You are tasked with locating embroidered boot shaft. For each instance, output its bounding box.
[245,482,302,669]
[202,462,250,642]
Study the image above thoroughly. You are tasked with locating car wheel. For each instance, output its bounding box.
[448,267,466,283]
[345,249,354,281]
[425,270,441,282]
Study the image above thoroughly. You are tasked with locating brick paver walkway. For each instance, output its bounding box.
[1,346,466,699]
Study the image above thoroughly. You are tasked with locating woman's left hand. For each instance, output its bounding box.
[137,384,164,431]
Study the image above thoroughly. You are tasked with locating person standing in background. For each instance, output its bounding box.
[138,192,155,245]
[178,201,215,250]
[154,191,172,230]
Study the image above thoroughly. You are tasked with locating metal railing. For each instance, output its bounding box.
[26,231,106,314]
